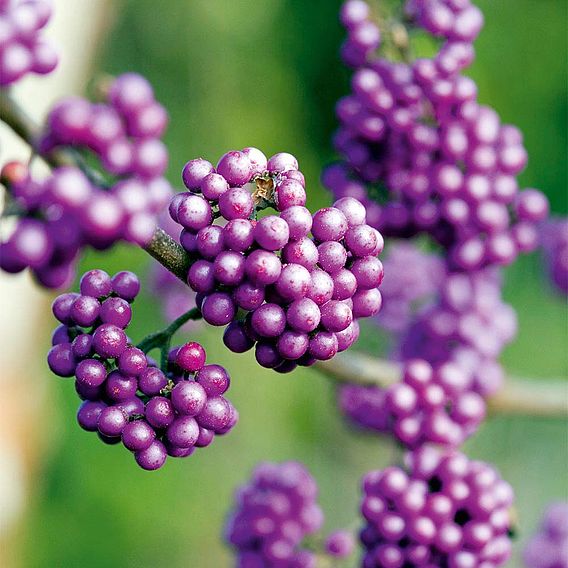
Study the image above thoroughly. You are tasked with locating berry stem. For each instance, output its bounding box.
[1,93,566,419]
[136,306,202,369]
[315,351,568,418]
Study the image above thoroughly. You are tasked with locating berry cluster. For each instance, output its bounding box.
[226,461,354,567]
[540,217,568,296]
[360,447,514,567]
[404,0,484,42]
[342,359,485,448]
[0,0,58,86]
[40,73,172,245]
[339,0,381,68]
[400,268,517,398]
[48,269,237,470]
[340,266,514,444]
[1,74,173,287]
[523,502,568,568]
[324,0,549,270]
[375,242,444,336]
[41,73,168,180]
[170,149,384,371]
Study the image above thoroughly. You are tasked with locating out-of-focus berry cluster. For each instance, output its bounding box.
[0,0,57,86]
[540,217,568,296]
[360,447,515,567]
[374,242,444,336]
[343,359,486,448]
[523,502,568,568]
[0,74,172,288]
[170,148,384,371]
[325,0,549,271]
[226,461,355,567]
[340,263,516,446]
[48,269,237,470]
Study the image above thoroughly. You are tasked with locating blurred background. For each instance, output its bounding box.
[0,0,567,566]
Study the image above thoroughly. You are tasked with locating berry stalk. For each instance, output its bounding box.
[1,93,565,419]
[137,306,202,368]
[316,351,568,417]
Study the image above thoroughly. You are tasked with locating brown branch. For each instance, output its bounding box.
[2,92,567,418]
[315,352,568,418]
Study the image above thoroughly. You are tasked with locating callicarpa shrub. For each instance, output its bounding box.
[0,0,565,565]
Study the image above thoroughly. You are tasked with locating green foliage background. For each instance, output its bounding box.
[13,1,567,566]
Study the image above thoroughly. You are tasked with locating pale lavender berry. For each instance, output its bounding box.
[267,152,299,173]
[275,263,312,301]
[254,215,290,251]
[351,256,384,289]
[334,197,367,227]
[318,241,348,273]
[320,300,353,332]
[201,172,229,200]
[182,158,215,190]
[245,250,282,286]
[282,238,319,269]
[331,268,357,300]
[344,224,379,257]
[352,288,382,317]
[312,207,349,242]
[251,303,286,337]
[176,194,212,232]
[223,219,254,251]
[196,396,231,431]
[309,331,339,360]
[196,364,231,396]
[166,415,200,447]
[307,269,335,305]
[217,151,253,186]
[241,147,268,175]
[219,187,254,220]
[214,251,246,286]
[280,206,313,239]
[286,298,321,332]
[275,178,306,211]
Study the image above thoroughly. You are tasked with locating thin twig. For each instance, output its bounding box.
[2,93,567,419]
[315,352,568,418]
